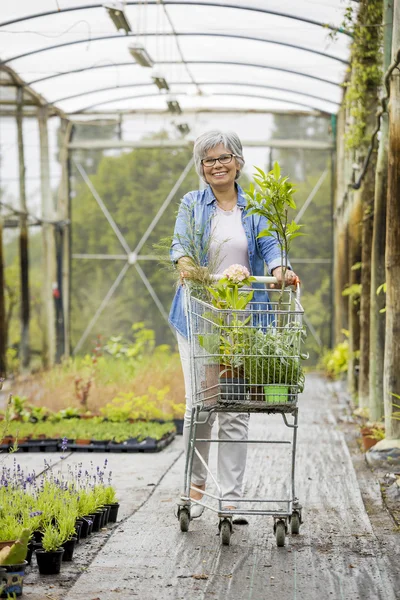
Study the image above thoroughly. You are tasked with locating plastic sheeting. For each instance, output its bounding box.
[0,1,353,114]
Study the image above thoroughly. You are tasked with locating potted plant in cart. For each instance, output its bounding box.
[199,265,255,403]
[244,162,305,402]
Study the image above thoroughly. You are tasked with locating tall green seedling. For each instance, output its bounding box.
[245,162,304,301]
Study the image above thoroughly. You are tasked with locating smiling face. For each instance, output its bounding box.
[202,143,240,191]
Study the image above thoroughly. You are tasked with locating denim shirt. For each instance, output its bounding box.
[168,184,290,338]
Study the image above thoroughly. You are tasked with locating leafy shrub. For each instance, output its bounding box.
[320,340,349,380]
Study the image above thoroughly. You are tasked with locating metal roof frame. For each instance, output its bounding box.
[0,1,352,37]
[51,81,340,109]
[1,31,349,68]
[74,90,334,114]
[28,60,342,90]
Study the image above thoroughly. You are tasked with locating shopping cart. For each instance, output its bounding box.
[176,276,305,546]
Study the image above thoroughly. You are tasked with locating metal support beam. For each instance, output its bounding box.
[133,158,194,256]
[2,31,348,68]
[74,91,333,115]
[16,87,30,370]
[0,215,6,376]
[73,262,131,355]
[0,2,352,36]
[0,65,66,118]
[38,105,57,368]
[52,81,340,109]
[29,60,342,90]
[68,139,334,151]
[73,161,132,254]
[58,119,73,358]
[294,169,329,224]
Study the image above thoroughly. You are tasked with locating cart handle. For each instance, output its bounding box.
[210,274,301,303]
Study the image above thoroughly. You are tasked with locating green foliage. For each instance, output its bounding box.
[3,418,175,443]
[41,523,66,553]
[245,162,304,287]
[320,335,349,380]
[207,273,255,311]
[100,386,172,422]
[342,283,362,303]
[342,0,383,149]
[241,327,306,391]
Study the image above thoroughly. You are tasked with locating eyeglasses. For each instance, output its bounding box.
[201,153,237,168]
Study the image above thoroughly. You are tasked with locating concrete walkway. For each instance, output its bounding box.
[4,375,400,600]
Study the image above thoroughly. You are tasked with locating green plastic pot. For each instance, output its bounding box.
[264,385,289,403]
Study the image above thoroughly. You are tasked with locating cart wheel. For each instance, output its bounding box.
[291,512,300,535]
[179,508,190,532]
[220,520,232,546]
[275,521,285,547]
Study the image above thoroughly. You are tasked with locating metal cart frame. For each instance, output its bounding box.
[177,276,304,546]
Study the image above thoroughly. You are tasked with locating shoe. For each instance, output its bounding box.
[190,503,205,519]
[232,515,249,525]
[221,506,249,525]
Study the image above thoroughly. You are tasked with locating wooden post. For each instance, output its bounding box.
[347,195,363,399]
[16,87,30,370]
[358,134,377,410]
[38,106,57,368]
[58,119,73,358]
[333,107,350,344]
[0,214,6,377]
[384,0,400,440]
[369,0,393,422]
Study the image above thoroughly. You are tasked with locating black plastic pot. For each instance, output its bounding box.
[88,515,96,535]
[173,418,184,435]
[220,377,249,402]
[91,510,103,532]
[35,548,64,575]
[101,507,109,527]
[75,519,83,542]
[33,530,44,543]
[103,505,111,526]
[79,516,91,538]
[62,537,77,561]
[26,541,42,565]
[108,502,120,523]
[0,561,27,597]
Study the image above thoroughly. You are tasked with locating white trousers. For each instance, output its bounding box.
[177,332,249,506]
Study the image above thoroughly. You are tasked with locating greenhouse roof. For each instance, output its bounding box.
[0,0,353,117]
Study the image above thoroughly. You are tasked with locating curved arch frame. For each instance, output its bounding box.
[1,31,349,68]
[73,90,333,114]
[0,1,352,37]
[52,81,340,108]
[28,60,342,90]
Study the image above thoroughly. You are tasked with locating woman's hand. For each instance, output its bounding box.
[271,266,300,288]
[178,257,209,285]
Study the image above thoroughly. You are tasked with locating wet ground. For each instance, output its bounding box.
[2,374,399,600]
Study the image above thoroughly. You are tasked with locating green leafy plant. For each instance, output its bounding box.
[320,331,350,380]
[199,265,255,371]
[339,0,383,149]
[245,162,304,294]
[242,326,306,391]
[41,523,66,553]
[377,282,387,313]
[342,283,362,304]
[103,486,118,504]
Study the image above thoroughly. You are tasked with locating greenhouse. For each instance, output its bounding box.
[0,1,399,598]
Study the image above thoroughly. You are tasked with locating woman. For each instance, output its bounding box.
[169,130,299,521]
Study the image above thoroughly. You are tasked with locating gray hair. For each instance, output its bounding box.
[193,130,245,182]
